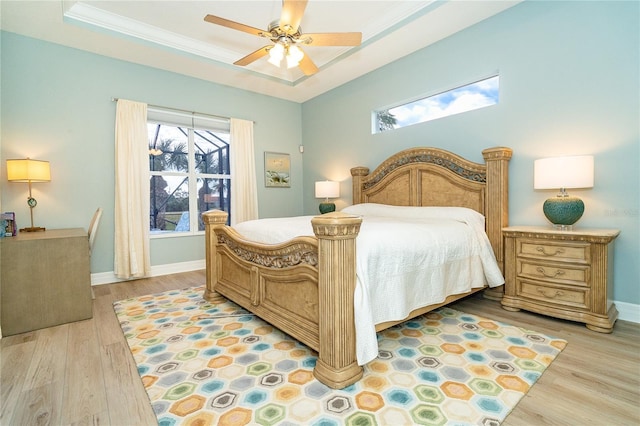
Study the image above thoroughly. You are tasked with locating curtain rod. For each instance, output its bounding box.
[111,97,245,123]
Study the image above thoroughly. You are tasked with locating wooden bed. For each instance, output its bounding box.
[202,146,512,389]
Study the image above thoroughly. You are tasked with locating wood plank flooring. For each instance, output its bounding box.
[1,270,638,425]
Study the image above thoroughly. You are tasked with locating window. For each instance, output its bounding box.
[374,75,499,133]
[148,108,230,235]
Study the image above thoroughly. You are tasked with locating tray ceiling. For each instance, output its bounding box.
[1,1,521,102]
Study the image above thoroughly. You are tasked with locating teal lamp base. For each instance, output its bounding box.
[543,196,585,230]
[319,202,336,214]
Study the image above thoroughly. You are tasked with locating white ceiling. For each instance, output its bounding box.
[0,1,521,103]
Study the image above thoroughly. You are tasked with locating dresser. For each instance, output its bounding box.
[501,226,619,333]
[1,228,93,336]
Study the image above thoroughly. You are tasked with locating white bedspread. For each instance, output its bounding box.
[232,204,504,365]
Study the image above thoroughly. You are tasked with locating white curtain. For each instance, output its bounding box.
[114,99,151,279]
[230,118,258,225]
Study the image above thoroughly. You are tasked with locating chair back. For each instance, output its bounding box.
[88,208,103,254]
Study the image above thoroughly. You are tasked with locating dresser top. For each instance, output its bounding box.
[503,225,620,239]
[1,228,86,242]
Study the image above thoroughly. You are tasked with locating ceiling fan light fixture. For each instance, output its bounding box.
[286,45,304,68]
[268,54,282,67]
[290,44,304,60]
[268,42,285,60]
[285,55,299,69]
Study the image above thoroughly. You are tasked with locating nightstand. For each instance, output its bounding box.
[501,226,619,333]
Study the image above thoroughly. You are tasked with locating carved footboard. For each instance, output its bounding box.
[202,210,364,389]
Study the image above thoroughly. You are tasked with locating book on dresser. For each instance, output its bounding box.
[1,212,16,236]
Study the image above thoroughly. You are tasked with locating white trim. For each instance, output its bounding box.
[616,301,640,324]
[64,2,240,62]
[91,259,205,286]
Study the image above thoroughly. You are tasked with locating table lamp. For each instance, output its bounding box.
[315,181,340,214]
[534,155,594,230]
[6,158,51,232]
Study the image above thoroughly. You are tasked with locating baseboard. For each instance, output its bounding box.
[91,259,205,286]
[90,262,640,325]
[616,300,640,324]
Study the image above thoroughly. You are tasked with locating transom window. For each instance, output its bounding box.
[148,108,230,236]
[374,75,499,133]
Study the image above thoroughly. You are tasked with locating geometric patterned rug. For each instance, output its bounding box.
[114,286,567,426]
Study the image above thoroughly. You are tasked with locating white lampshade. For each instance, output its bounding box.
[315,181,340,199]
[534,155,594,190]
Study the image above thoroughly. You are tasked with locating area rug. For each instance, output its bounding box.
[114,286,567,426]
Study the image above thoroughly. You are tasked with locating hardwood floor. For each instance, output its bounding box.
[1,270,638,425]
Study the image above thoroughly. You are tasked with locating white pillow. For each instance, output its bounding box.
[342,203,485,225]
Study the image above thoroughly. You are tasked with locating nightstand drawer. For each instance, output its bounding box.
[517,259,589,287]
[517,279,589,310]
[518,239,590,264]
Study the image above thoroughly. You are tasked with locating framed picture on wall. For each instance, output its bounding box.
[264,152,290,188]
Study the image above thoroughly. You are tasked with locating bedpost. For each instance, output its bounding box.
[201,210,228,303]
[351,166,369,204]
[311,212,364,389]
[482,147,513,301]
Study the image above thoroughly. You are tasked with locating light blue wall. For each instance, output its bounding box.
[301,1,639,304]
[2,1,638,306]
[0,32,303,274]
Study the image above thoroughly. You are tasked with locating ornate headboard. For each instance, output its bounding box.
[350,146,512,276]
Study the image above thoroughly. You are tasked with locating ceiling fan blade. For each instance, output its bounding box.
[298,51,318,76]
[204,14,266,37]
[234,46,271,66]
[280,0,308,35]
[300,32,362,46]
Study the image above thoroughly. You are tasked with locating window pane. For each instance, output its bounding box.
[198,177,230,229]
[375,75,499,133]
[148,123,189,172]
[150,175,189,232]
[194,129,230,174]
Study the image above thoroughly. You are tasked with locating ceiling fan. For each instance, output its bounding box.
[204,0,362,76]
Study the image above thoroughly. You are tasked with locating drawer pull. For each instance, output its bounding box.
[536,267,565,278]
[537,288,564,298]
[536,246,565,256]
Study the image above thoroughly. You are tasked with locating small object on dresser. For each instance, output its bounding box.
[533,155,594,230]
[1,212,17,236]
[6,158,51,232]
[315,180,340,214]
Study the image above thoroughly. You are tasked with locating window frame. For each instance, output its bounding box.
[372,74,500,134]
[147,108,230,239]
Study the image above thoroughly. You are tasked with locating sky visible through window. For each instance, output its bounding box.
[376,75,499,132]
